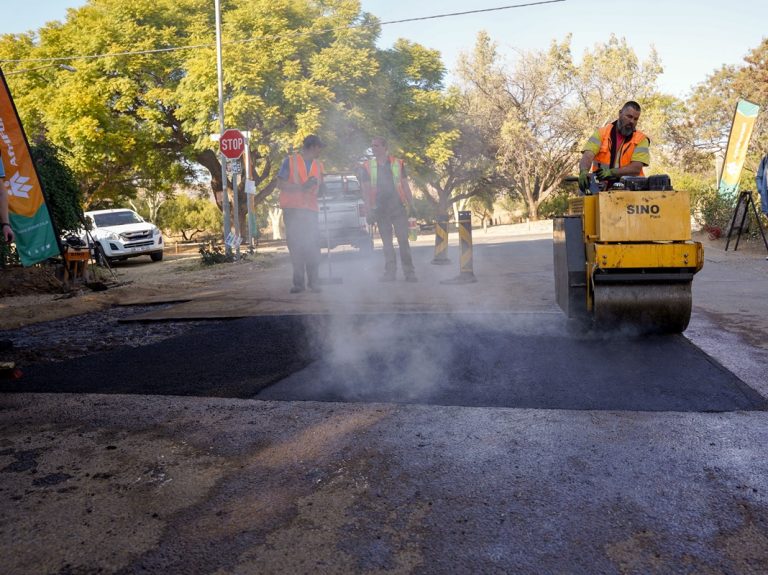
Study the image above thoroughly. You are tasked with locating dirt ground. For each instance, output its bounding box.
[0,250,280,331]
[2,229,767,331]
[0,250,283,368]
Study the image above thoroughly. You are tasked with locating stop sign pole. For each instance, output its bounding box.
[220,129,245,257]
[214,0,230,254]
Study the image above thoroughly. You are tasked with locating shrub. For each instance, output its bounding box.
[693,188,735,234]
[538,188,573,219]
[199,242,236,265]
[0,238,20,268]
[31,140,84,235]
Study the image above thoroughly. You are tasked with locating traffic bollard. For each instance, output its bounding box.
[441,210,477,284]
[431,214,451,265]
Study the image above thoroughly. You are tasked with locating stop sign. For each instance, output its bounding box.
[220,129,245,160]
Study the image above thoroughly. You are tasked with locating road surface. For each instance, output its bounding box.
[1,224,767,574]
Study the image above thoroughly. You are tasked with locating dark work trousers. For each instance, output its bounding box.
[283,208,320,289]
[375,202,415,278]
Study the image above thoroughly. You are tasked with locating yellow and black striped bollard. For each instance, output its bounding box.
[431,214,450,265]
[441,210,477,284]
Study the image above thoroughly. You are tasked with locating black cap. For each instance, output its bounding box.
[302,134,325,149]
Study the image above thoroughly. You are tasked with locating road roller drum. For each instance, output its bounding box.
[553,177,703,334]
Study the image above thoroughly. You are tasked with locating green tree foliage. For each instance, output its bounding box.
[157,194,222,241]
[679,38,768,185]
[30,139,84,235]
[1,0,203,207]
[0,0,382,216]
[358,40,495,218]
[458,33,664,220]
[672,38,768,233]
[737,39,768,159]
[360,39,448,164]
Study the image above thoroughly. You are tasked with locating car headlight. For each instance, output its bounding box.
[104,231,120,240]
[152,226,161,236]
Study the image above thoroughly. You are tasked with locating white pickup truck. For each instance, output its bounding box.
[83,208,164,266]
[318,173,373,252]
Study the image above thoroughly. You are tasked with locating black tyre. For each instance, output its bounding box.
[150,251,164,262]
[93,244,111,267]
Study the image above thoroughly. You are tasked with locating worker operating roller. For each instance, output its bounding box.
[578,101,650,194]
[554,100,703,334]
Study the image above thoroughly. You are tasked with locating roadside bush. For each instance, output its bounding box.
[693,188,735,236]
[31,140,84,234]
[159,195,223,241]
[0,239,20,268]
[538,187,573,219]
[199,242,236,265]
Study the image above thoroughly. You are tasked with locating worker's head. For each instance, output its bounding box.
[617,101,641,137]
[371,136,388,160]
[302,134,325,158]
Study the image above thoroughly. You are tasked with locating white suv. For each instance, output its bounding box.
[83,209,164,265]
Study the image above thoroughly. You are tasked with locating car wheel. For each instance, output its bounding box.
[93,244,112,267]
[150,251,164,262]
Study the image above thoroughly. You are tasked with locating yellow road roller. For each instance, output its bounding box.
[553,176,704,333]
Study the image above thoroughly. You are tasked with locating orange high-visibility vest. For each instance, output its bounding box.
[362,157,407,207]
[279,153,322,211]
[592,124,648,176]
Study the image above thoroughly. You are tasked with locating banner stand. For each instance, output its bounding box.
[725,191,768,253]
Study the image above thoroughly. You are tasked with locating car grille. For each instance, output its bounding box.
[120,230,152,241]
[124,240,155,248]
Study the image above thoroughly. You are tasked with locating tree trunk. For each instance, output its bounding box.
[196,149,225,209]
[268,207,282,240]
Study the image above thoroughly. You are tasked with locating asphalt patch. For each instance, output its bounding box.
[5,313,764,412]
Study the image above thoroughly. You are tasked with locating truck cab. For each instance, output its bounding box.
[318,173,373,252]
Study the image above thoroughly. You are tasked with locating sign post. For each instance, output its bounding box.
[220,129,245,257]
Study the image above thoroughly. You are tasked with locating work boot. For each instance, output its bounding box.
[405,274,418,283]
[379,273,396,282]
[308,285,322,293]
[290,286,305,294]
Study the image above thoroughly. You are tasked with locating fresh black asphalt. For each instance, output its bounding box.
[7,313,765,412]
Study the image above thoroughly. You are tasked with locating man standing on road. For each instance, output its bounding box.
[1,151,15,244]
[277,135,324,294]
[360,137,417,282]
[578,101,651,193]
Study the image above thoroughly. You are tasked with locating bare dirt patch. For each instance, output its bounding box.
[1,251,281,369]
[1,252,279,330]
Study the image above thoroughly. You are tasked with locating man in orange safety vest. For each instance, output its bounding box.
[277,134,325,293]
[578,101,650,193]
[359,136,417,282]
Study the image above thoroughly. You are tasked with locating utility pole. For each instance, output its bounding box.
[214,0,231,254]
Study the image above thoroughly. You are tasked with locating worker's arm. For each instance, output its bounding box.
[358,165,374,212]
[277,177,313,194]
[611,161,645,178]
[275,155,313,193]
[401,164,414,208]
[579,150,595,173]
[402,180,414,208]
[0,155,13,243]
[1,189,13,243]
